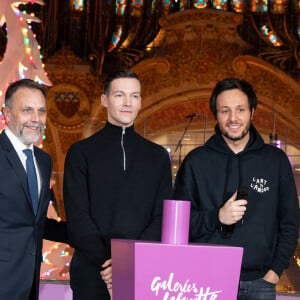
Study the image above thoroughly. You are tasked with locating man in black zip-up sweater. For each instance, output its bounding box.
[174,78,299,300]
[64,69,172,299]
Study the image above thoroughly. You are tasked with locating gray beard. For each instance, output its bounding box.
[11,121,43,145]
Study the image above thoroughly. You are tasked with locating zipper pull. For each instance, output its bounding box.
[121,127,126,171]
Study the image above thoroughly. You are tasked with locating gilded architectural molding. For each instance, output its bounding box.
[131,9,299,145]
[233,55,300,134]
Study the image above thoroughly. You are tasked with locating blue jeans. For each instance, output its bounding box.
[238,278,276,300]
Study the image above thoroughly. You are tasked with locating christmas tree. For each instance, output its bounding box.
[0,0,51,112]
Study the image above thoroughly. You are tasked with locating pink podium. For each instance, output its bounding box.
[111,200,243,299]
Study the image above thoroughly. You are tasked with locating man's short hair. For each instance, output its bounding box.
[103,69,141,95]
[5,79,47,108]
[209,78,258,119]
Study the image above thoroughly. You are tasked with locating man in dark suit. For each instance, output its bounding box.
[64,69,172,299]
[0,79,67,300]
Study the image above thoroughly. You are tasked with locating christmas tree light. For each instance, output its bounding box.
[0,0,52,112]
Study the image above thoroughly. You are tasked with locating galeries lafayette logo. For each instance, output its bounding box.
[150,273,222,299]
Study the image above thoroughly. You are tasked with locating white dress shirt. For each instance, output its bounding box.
[4,127,42,196]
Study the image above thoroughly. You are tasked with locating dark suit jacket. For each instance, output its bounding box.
[0,131,52,300]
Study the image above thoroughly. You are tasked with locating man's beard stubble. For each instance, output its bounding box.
[11,119,44,145]
[220,121,251,142]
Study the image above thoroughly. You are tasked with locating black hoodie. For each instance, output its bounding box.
[174,125,299,280]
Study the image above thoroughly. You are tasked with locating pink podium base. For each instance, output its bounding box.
[37,270,298,299]
[112,240,243,300]
[39,282,72,300]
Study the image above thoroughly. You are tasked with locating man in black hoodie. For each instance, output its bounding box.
[174,78,299,300]
[63,69,172,299]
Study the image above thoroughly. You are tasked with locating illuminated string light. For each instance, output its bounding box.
[0,0,52,110]
[41,200,72,280]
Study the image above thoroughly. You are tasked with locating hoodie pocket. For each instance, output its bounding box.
[236,222,270,270]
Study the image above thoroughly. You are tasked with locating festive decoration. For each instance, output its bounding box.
[295,247,300,267]
[40,240,72,280]
[0,0,52,109]
[41,200,72,280]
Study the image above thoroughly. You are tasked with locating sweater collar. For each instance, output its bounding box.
[103,121,135,135]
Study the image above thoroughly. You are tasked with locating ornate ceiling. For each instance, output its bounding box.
[7,0,298,80]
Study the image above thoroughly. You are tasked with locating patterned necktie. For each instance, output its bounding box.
[23,149,39,215]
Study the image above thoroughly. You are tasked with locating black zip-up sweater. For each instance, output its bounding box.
[174,125,298,280]
[64,122,172,266]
